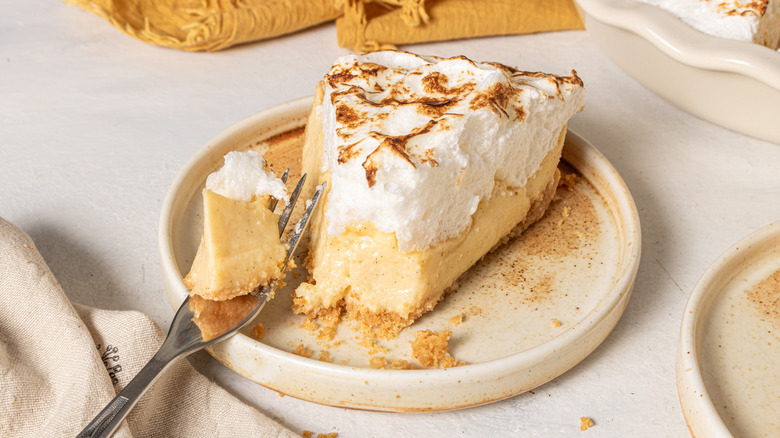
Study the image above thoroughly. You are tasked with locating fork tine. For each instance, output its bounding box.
[255,180,325,300]
[280,181,326,268]
[268,167,290,213]
[277,173,307,236]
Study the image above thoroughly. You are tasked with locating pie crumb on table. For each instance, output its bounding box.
[579,416,594,431]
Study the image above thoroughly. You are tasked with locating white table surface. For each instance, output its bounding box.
[3,1,780,437]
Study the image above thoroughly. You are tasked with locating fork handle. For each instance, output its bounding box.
[77,352,177,438]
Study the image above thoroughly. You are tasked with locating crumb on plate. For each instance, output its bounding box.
[292,344,314,358]
[369,355,412,370]
[317,326,337,342]
[411,329,466,368]
[358,336,388,355]
[559,172,580,190]
[252,323,266,340]
[299,317,318,331]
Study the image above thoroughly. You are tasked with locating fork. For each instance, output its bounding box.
[77,173,326,438]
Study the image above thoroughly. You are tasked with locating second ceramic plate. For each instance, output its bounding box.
[678,221,780,437]
[159,97,641,411]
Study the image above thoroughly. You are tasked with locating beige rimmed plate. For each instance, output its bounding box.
[158,96,641,411]
[575,0,780,144]
[678,221,780,437]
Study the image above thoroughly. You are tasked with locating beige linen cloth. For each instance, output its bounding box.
[0,218,296,437]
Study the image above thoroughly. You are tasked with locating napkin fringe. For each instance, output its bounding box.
[334,0,585,52]
[336,0,397,52]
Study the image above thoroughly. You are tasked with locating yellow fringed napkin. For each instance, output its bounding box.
[335,0,584,52]
[66,0,341,51]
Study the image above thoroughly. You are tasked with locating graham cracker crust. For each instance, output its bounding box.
[293,167,562,339]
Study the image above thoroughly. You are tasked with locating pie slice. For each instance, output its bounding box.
[184,150,288,301]
[293,51,585,337]
[635,0,780,49]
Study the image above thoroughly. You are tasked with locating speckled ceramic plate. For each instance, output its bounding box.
[159,96,641,411]
[575,0,780,144]
[678,221,780,437]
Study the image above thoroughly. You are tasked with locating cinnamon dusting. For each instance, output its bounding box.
[746,267,780,336]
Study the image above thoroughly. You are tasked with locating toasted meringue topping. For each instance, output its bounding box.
[206,151,288,202]
[636,0,770,42]
[320,51,585,251]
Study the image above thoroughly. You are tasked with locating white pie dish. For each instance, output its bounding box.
[575,0,780,144]
[158,96,641,411]
[678,221,780,437]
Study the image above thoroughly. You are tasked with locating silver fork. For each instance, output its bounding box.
[77,174,326,438]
